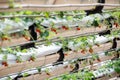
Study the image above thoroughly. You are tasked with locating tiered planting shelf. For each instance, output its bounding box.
[0,5,120,80]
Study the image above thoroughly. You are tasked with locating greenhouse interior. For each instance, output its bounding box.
[0,0,120,80]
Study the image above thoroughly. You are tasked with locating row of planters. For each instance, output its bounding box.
[50,59,120,80]
[0,10,119,40]
[0,29,120,78]
[0,29,120,67]
[0,10,119,79]
[0,37,119,78]
[1,48,120,80]
[0,10,119,49]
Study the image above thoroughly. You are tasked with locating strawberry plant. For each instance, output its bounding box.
[28,54,36,61]
[45,68,51,76]
[8,0,15,8]
[114,22,119,28]
[70,63,75,69]
[89,47,94,53]
[6,47,13,53]
[21,49,27,53]
[63,65,68,69]
[50,22,58,34]
[91,54,98,61]
[7,76,12,80]
[40,30,49,39]
[2,54,8,67]
[45,40,52,46]
[97,57,101,62]
[62,26,69,30]
[2,61,8,67]
[36,28,41,33]
[36,67,41,74]
[21,30,30,41]
[24,10,33,15]
[15,46,21,52]
[112,11,120,25]
[58,11,64,18]
[88,45,94,54]
[22,35,29,41]
[76,26,81,31]
[113,59,120,73]
[16,56,22,63]
[92,18,100,27]
[0,33,10,41]
[81,49,86,54]
[60,37,69,51]
[64,53,68,56]
[23,73,29,77]
[44,12,50,19]
[78,70,95,80]
[11,33,16,37]
[51,27,57,34]
[95,43,100,47]
[94,55,101,62]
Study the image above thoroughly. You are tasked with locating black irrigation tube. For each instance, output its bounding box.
[0,9,120,18]
[10,27,119,48]
[0,46,119,79]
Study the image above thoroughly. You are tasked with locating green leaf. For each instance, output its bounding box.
[2,54,7,61]
[8,0,15,8]
[45,40,52,46]
[66,16,73,21]
[25,11,33,15]
[92,19,99,27]
[44,12,50,18]
[36,67,41,73]
[21,49,27,53]
[7,76,12,80]
[6,48,13,53]
[14,18,21,22]
[15,46,21,52]
[58,11,64,18]
[16,56,22,62]
[40,30,49,38]
[23,73,29,77]
[114,67,120,73]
